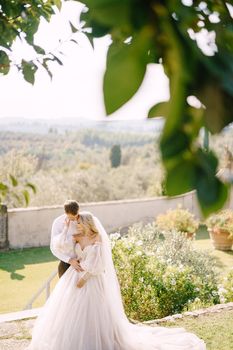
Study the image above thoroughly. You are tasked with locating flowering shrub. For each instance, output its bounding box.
[127,224,220,289]
[217,269,233,303]
[155,206,199,235]
[206,209,233,238]
[111,235,197,320]
[111,224,220,321]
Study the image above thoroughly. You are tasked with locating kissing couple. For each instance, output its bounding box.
[25,199,206,350]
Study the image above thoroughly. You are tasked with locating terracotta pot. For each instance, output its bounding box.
[182,232,196,240]
[186,232,196,239]
[208,227,233,251]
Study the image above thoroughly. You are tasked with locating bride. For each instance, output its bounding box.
[26,211,206,350]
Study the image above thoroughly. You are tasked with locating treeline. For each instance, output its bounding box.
[0,129,164,208]
[1,126,231,208]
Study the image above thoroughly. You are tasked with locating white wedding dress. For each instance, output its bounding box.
[25,216,206,350]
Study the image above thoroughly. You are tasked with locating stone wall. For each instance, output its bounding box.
[7,191,202,249]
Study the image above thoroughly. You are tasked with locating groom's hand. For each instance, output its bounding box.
[77,278,86,288]
[68,258,84,272]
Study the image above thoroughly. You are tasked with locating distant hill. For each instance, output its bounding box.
[0,117,164,135]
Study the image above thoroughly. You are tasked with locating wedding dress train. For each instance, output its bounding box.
[25,216,206,350]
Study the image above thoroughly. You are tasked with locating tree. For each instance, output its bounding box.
[1,0,233,215]
[79,0,233,216]
[110,144,121,168]
[0,174,36,207]
[0,0,74,83]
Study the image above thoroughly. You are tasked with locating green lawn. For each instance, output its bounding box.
[0,226,232,314]
[0,247,59,314]
[194,225,233,276]
[160,310,233,350]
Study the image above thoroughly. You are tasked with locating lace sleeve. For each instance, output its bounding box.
[80,242,105,281]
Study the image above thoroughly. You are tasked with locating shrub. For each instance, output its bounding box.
[155,206,199,235]
[111,224,220,321]
[127,223,220,290]
[206,209,233,238]
[218,269,233,303]
[111,234,198,320]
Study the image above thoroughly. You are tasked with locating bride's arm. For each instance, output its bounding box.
[77,241,104,288]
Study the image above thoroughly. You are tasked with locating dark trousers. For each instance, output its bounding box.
[58,261,70,278]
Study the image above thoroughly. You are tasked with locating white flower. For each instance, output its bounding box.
[194,297,200,302]
[139,277,144,283]
[220,296,226,303]
[171,279,176,286]
[146,252,155,256]
[211,290,218,296]
[218,287,227,294]
[110,232,121,240]
[136,240,143,246]
[136,251,142,256]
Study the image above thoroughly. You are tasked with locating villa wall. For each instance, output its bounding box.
[7,191,202,249]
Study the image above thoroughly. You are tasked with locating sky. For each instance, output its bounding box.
[1,1,231,122]
[0,1,169,121]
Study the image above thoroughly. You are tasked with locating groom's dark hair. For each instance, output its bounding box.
[64,200,79,215]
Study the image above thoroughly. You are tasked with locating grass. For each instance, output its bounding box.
[194,225,233,276]
[0,247,59,314]
[160,310,233,350]
[0,226,232,314]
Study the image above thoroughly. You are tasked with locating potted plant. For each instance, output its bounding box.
[206,209,233,251]
[155,206,199,239]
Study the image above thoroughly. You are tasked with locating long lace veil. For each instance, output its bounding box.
[93,215,146,349]
[93,216,127,320]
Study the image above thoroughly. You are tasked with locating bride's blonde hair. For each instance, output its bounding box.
[78,211,99,238]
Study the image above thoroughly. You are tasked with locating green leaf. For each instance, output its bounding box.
[160,130,190,159]
[202,85,233,134]
[9,174,18,187]
[52,55,63,66]
[24,18,40,45]
[42,59,53,80]
[70,39,79,45]
[53,0,62,10]
[194,149,228,216]
[26,182,37,194]
[0,50,10,75]
[82,0,124,6]
[23,190,30,206]
[165,160,196,196]
[148,102,170,118]
[196,149,218,175]
[33,45,46,55]
[83,2,131,28]
[12,192,22,204]
[22,60,38,85]
[196,177,229,217]
[80,12,110,38]
[104,26,153,115]
[0,183,8,192]
[69,21,79,33]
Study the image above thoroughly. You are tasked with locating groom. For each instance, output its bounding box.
[50,199,84,278]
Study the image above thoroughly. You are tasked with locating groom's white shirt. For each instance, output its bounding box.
[50,214,78,263]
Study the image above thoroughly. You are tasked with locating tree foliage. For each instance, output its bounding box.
[0,0,66,82]
[0,174,36,207]
[110,144,122,168]
[79,0,233,216]
[1,1,233,215]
